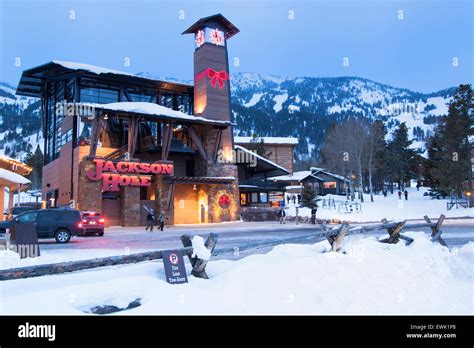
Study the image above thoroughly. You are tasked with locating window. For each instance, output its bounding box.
[61,129,73,145]
[323,182,337,189]
[17,212,38,223]
[259,192,268,203]
[240,193,247,206]
[80,86,119,104]
[37,211,57,222]
[251,192,258,203]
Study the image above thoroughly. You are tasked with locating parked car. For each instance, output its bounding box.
[0,209,85,243]
[81,211,105,236]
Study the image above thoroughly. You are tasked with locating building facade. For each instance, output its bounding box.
[16,14,242,226]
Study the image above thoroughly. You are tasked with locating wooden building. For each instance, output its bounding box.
[16,14,242,226]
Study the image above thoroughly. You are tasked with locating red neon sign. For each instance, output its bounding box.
[86,159,173,191]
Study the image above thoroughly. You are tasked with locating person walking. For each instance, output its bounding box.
[277,207,286,224]
[292,194,296,204]
[416,182,421,191]
[145,208,155,232]
[383,189,387,198]
[310,206,317,224]
[158,211,165,231]
[297,193,302,205]
[404,190,408,201]
[398,190,402,200]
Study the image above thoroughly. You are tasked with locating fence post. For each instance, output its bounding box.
[424,214,448,247]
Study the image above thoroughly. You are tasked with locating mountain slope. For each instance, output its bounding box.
[230,74,454,159]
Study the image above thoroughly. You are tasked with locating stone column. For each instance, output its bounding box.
[77,159,102,213]
[120,185,140,226]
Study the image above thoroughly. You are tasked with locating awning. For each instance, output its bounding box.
[0,168,31,189]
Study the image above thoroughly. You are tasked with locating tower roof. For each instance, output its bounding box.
[182,13,239,39]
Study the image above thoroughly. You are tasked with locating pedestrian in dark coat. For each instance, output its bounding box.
[398,191,402,199]
[277,208,286,224]
[158,211,165,231]
[404,190,408,200]
[145,208,155,232]
[292,195,296,204]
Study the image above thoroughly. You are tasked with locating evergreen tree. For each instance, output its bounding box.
[427,84,472,196]
[387,122,416,189]
[25,145,44,190]
[301,185,318,208]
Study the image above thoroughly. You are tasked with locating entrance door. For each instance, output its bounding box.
[102,198,120,227]
[173,184,199,224]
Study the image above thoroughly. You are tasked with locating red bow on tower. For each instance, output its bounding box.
[195,68,229,89]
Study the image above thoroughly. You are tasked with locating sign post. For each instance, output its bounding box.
[162,250,188,284]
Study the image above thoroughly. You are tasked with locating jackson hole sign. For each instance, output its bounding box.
[86,159,173,191]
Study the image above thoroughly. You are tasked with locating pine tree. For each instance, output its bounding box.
[25,145,44,190]
[301,185,318,208]
[387,122,416,189]
[427,84,472,197]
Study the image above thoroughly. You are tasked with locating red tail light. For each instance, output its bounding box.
[82,219,87,223]
[78,222,83,228]
[99,218,105,223]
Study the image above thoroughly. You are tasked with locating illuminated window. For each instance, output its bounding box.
[240,193,247,206]
[323,182,337,189]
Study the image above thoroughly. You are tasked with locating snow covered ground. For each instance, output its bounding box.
[287,187,474,222]
[0,234,472,315]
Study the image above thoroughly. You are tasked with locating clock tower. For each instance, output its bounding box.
[183,13,239,155]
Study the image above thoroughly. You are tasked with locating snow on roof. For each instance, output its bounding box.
[234,145,289,174]
[52,60,191,86]
[82,102,231,126]
[270,170,313,182]
[234,136,298,145]
[310,167,349,182]
[0,168,31,185]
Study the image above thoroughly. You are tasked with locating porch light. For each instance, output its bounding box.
[193,184,197,191]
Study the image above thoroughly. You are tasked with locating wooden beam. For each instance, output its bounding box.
[424,214,448,247]
[88,116,101,157]
[213,129,222,162]
[161,124,172,161]
[167,182,175,210]
[188,126,208,161]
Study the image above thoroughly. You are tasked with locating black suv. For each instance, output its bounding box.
[0,209,85,244]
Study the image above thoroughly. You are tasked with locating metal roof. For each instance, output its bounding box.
[182,13,239,39]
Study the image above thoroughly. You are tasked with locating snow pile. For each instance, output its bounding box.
[0,234,471,315]
[191,235,211,261]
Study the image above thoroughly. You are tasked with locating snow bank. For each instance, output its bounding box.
[0,234,471,315]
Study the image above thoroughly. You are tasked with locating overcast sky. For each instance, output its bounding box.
[0,0,472,92]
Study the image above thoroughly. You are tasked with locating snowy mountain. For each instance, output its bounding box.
[0,75,455,161]
[230,74,455,160]
[0,82,42,160]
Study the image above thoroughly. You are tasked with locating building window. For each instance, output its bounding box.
[323,182,337,189]
[240,193,247,206]
[259,192,268,203]
[251,192,258,203]
[61,129,73,145]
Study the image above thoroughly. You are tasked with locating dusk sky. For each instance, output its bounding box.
[0,0,472,93]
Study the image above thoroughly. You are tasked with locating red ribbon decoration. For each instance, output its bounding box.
[195,68,229,89]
